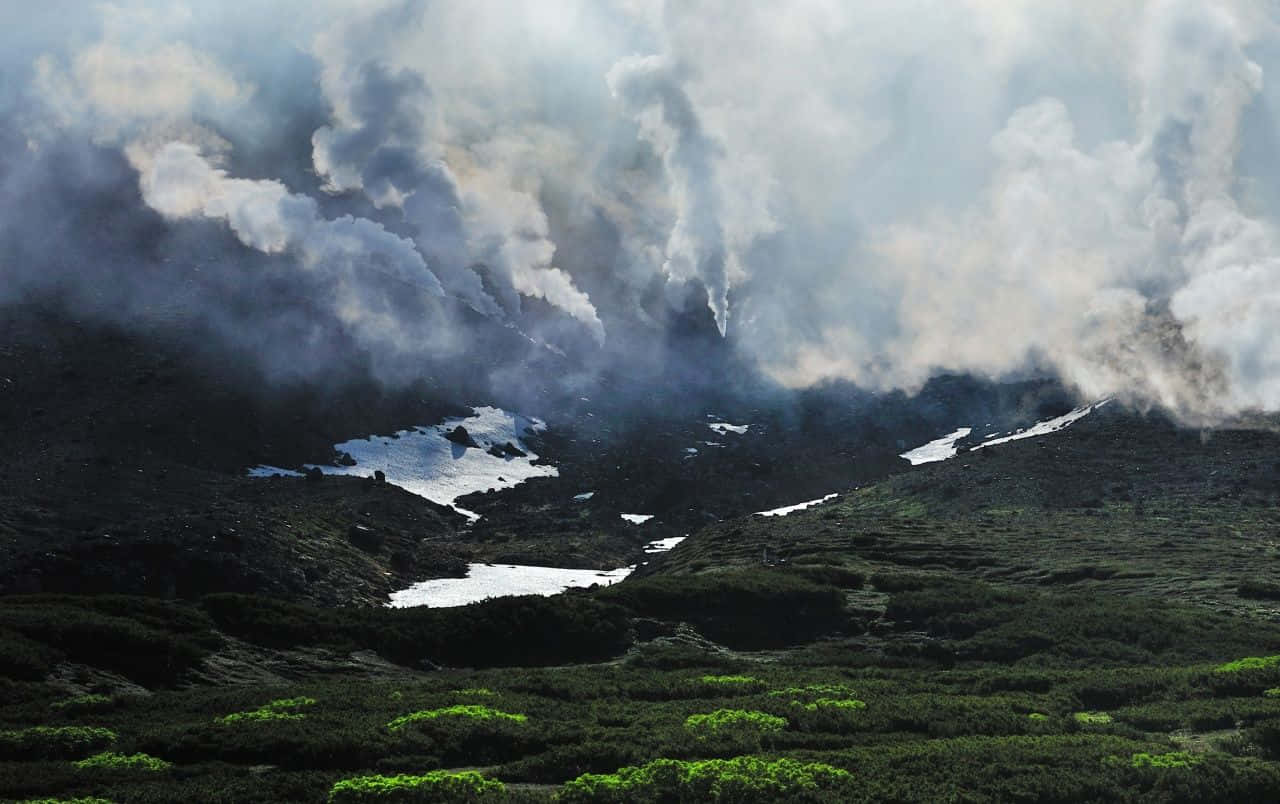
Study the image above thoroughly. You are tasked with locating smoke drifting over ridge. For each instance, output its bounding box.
[4,0,1280,419]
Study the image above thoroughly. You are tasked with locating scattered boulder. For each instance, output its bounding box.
[487,444,506,458]
[335,451,357,467]
[374,469,386,484]
[499,441,527,457]
[444,425,479,448]
[305,467,324,483]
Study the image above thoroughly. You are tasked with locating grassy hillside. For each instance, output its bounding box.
[5,401,1280,800]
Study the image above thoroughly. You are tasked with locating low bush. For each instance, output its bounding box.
[50,695,113,712]
[217,696,316,724]
[73,751,171,772]
[328,770,505,802]
[387,706,526,731]
[559,756,856,803]
[684,710,786,738]
[1217,656,1280,673]
[0,726,117,760]
[602,570,848,649]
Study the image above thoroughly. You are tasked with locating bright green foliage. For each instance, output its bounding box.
[793,697,866,712]
[769,683,857,699]
[217,696,316,724]
[1129,751,1200,769]
[1028,712,1050,721]
[684,709,787,737]
[1264,688,1280,698]
[328,770,506,802]
[0,726,117,759]
[1074,711,1113,725]
[455,688,496,697]
[74,751,172,772]
[559,756,855,803]
[1215,655,1280,673]
[386,705,526,731]
[700,675,762,687]
[51,694,112,711]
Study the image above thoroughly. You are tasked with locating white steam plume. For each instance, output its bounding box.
[132,141,444,298]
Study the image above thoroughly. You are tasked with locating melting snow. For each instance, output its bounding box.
[388,563,631,608]
[708,422,750,435]
[755,493,839,517]
[573,492,595,501]
[972,401,1109,450]
[900,427,973,465]
[644,536,685,553]
[620,513,654,525]
[249,406,556,521]
[897,400,1111,466]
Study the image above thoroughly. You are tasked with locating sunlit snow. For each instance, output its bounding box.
[388,563,630,608]
[973,400,1110,450]
[899,427,972,465]
[573,492,595,501]
[755,493,838,517]
[249,406,555,521]
[896,400,1111,466]
[620,513,654,524]
[708,422,750,435]
[644,536,685,553]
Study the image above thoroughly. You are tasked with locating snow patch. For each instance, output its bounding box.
[249,406,555,521]
[644,536,685,553]
[573,492,595,501]
[708,422,750,435]
[388,563,630,608]
[973,401,1108,450]
[755,493,839,517]
[900,427,972,465]
[620,513,654,525]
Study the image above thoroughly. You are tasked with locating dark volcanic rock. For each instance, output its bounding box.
[444,425,479,448]
[347,523,385,553]
[305,467,324,482]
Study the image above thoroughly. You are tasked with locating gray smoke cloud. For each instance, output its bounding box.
[4,0,1280,419]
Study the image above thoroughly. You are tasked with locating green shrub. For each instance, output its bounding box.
[455,688,496,697]
[329,770,505,802]
[19,798,116,804]
[51,694,113,712]
[1129,751,1200,769]
[559,756,855,803]
[387,705,526,731]
[769,683,858,699]
[1217,656,1280,673]
[1073,711,1113,726]
[700,675,761,686]
[793,698,866,712]
[1028,713,1050,721]
[218,696,316,724]
[73,751,171,772]
[0,726,117,760]
[1265,688,1280,698]
[684,710,787,738]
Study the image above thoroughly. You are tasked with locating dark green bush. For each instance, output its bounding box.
[603,570,847,649]
[0,726,117,760]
